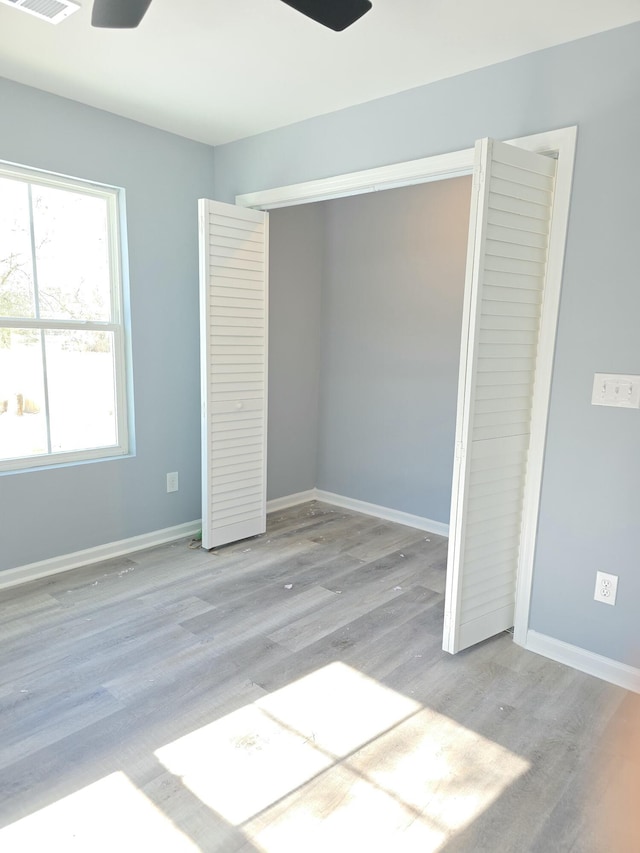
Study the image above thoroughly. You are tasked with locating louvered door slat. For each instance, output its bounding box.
[443,138,556,653]
[475,397,531,415]
[483,270,544,291]
[211,268,263,283]
[481,300,540,318]
[488,193,549,220]
[464,547,521,576]
[470,464,524,486]
[214,288,263,302]
[469,475,523,498]
[199,198,268,550]
[490,177,552,207]
[479,328,538,345]
[485,224,548,249]
[488,208,549,235]
[465,536,521,562]
[461,590,515,623]
[209,478,263,498]
[490,162,555,191]
[485,240,548,264]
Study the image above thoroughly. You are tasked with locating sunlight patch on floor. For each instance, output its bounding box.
[155,662,420,825]
[0,771,198,852]
[155,661,530,851]
[158,699,335,826]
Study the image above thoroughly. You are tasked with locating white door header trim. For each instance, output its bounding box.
[236,127,576,211]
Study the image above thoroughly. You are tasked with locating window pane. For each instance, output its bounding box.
[32,185,111,321]
[0,329,47,461]
[45,331,118,453]
[0,178,36,319]
[45,330,118,453]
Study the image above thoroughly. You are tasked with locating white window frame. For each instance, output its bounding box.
[0,161,130,472]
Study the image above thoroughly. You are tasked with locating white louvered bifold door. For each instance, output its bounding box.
[443,138,557,654]
[198,199,268,550]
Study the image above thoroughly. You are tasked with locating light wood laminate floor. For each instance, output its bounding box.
[0,501,625,852]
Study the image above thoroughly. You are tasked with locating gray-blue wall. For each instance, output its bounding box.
[0,78,215,570]
[215,22,640,667]
[268,179,471,520]
[267,203,324,499]
[317,180,471,521]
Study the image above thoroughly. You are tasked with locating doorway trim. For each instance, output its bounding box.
[236,126,577,649]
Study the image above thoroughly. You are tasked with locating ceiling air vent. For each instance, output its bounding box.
[0,0,80,24]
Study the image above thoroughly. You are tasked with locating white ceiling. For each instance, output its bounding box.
[0,0,639,146]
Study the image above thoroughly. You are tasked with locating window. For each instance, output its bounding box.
[0,163,130,471]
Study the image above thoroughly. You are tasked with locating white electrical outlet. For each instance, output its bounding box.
[166,472,179,493]
[594,571,618,606]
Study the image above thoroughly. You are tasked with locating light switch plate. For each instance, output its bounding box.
[592,373,640,408]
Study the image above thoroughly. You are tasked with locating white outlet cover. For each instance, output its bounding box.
[594,570,618,606]
[592,373,640,408]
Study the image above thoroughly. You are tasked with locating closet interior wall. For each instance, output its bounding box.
[267,177,472,523]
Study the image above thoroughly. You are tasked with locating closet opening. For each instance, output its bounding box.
[199,126,576,655]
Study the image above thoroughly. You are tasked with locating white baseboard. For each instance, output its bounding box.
[314,489,449,537]
[266,489,317,513]
[0,520,202,592]
[526,629,640,694]
[266,487,449,536]
[2,488,446,592]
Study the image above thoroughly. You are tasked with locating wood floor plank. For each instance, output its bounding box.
[182,584,339,645]
[0,686,124,770]
[266,581,407,652]
[253,587,442,694]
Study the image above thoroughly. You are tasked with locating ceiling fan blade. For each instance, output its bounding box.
[91,0,154,28]
[280,0,372,31]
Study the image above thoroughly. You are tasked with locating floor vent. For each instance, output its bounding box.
[0,0,80,24]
